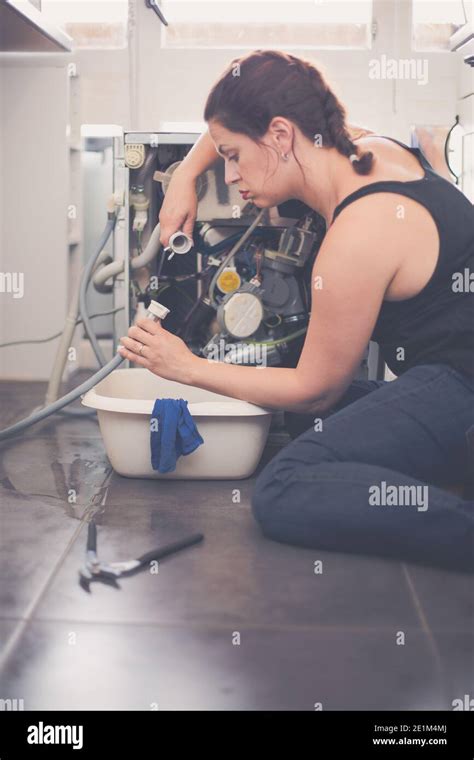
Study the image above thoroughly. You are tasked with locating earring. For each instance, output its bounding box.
[281,153,289,161]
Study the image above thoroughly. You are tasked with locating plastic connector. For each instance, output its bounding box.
[146,300,170,322]
[106,193,119,214]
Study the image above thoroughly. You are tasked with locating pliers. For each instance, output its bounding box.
[79,519,204,591]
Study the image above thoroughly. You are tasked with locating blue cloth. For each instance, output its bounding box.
[150,398,204,473]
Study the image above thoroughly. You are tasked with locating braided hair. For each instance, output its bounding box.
[204,50,374,176]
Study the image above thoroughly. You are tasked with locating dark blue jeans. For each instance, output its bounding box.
[251,364,474,572]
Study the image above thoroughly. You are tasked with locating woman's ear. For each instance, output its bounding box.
[268,117,294,155]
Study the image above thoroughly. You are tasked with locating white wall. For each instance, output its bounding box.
[0,63,69,380]
[0,65,4,380]
[0,0,462,380]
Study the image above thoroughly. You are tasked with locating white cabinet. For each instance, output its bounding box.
[452,32,474,201]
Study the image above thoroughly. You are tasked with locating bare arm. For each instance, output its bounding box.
[176,128,220,179]
[158,129,220,245]
[187,362,314,413]
[124,194,401,413]
[186,194,401,413]
[159,124,374,246]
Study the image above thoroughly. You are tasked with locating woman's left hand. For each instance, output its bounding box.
[118,318,197,384]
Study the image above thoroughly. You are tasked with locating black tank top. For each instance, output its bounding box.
[332,136,474,380]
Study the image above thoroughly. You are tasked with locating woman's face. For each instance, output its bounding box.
[208,119,292,208]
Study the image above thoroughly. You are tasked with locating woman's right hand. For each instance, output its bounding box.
[158,168,198,248]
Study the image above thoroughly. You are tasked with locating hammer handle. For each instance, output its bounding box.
[137,533,204,566]
[87,520,97,552]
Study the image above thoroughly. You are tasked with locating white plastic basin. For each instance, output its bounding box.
[81,368,273,479]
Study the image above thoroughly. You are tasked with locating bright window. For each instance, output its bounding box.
[40,0,129,49]
[412,0,467,51]
[160,0,374,50]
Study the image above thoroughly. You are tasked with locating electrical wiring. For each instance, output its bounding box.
[247,327,307,347]
[0,307,125,349]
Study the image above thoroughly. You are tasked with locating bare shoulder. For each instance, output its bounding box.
[351,135,401,163]
[320,192,439,300]
[353,135,425,181]
[329,191,414,237]
[346,123,376,140]
[317,193,406,273]
[330,189,436,238]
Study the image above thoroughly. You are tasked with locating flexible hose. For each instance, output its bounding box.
[0,287,298,441]
[134,146,159,187]
[0,353,124,442]
[53,272,105,417]
[93,221,164,290]
[0,196,162,439]
[45,266,83,406]
[47,211,117,412]
[91,253,114,294]
[79,213,117,368]
[0,198,160,438]
[57,406,96,418]
[92,149,159,292]
[0,208,264,441]
[47,257,119,417]
[92,257,124,290]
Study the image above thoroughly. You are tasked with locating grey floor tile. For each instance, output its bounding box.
[0,435,110,507]
[0,382,47,429]
[0,619,22,649]
[30,494,421,631]
[0,380,99,437]
[402,564,474,702]
[432,631,474,709]
[0,619,27,711]
[0,620,445,710]
[0,418,114,620]
[403,563,474,632]
[2,379,469,712]
[0,492,81,619]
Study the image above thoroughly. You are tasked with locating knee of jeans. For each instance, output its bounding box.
[252,439,332,524]
[251,460,285,527]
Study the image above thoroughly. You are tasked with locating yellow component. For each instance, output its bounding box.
[216,268,241,294]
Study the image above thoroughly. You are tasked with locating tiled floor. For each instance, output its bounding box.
[0,379,472,710]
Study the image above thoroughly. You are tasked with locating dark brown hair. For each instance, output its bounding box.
[204,49,374,177]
